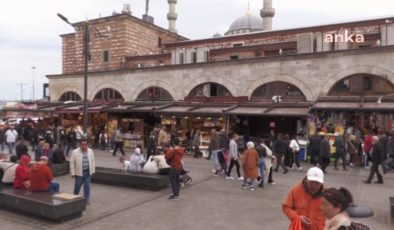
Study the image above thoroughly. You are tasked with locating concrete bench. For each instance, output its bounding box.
[51,163,69,177]
[0,187,86,222]
[92,167,169,191]
[390,197,394,219]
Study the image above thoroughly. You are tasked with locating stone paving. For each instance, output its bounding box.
[0,149,393,230]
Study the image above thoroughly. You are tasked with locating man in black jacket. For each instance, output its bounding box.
[364,136,385,184]
[319,133,330,174]
[274,133,288,174]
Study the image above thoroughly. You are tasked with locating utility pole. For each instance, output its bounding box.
[32,66,36,100]
[18,83,28,101]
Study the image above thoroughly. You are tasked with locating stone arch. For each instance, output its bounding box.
[136,86,174,101]
[188,82,233,97]
[130,80,176,101]
[250,81,306,101]
[58,91,82,101]
[244,74,314,101]
[93,88,124,101]
[320,65,394,96]
[89,82,127,101]
[55,87,83,102]
[183,77,237,98]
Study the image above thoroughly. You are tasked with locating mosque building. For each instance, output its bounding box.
[35,0,394,146]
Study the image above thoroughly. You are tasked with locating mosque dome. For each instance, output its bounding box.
[212,32,222,38]
[225,13,263,36]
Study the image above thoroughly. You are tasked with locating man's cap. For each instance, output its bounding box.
[306,167,324,184]
[40,156,48,161]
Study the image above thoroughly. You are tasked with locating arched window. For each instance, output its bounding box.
[59,91,81,102]
[251,81,306,101]
[328,74,394,96]
[136,87,173,101]
[94,88,124,101]
[189,83,232,97]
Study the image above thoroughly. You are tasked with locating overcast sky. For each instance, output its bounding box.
[0,0,393,101]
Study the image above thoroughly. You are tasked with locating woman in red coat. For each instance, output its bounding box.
[241,141,260,191]
[14,155,31,189]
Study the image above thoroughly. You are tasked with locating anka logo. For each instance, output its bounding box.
[324,30,365,43]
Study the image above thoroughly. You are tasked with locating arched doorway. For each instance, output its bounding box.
[250,81,306,102]
[59,91,81,101]
[188,82,232,97]
[136,87,174,101]
[328,74,394,96]
[94,88,124,101]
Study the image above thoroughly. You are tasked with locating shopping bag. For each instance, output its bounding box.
[289,215,303,230]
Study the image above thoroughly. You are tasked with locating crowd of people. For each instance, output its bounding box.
[0,121,390,228]
[0,131,96,205]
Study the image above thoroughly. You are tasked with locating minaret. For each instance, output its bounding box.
[261,0,275,30]
[167,0,177,33]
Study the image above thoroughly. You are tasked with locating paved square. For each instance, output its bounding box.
[0,150,393,230]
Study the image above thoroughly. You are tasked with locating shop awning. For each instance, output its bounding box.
[156,106,195,114]
[359,102,394,111]
[105,105,130,113]
[312,101,394,111]
[312,102,361,110]
[188,106,232,115]
[264,107,310,116]
[54,104,104,114]
[225,106,268,115]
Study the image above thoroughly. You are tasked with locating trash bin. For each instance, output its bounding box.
[299,147,307,161]
[297,139,308,161]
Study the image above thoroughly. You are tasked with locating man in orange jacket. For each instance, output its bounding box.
[282,167,325,230]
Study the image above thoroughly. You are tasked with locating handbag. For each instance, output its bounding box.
[288,216,303,230]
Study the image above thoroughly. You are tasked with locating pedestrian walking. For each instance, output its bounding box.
[70,139,95,204]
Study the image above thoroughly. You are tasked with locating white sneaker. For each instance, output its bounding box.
[238,177,244,181]
[226,176,234,180]
[297,167,303,171]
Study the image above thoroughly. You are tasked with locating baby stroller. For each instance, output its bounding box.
[180,168,192,187]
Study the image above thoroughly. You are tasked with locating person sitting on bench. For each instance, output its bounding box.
[14,155,31,189]
[143,155,160,174]
[152,154,171,175]
[129,148,146,173]
[0,154,18,186]
[29,156,59,193]
[119,156,132,173]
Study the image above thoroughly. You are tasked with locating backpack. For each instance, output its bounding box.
[339,222,370,230]
[255,144,267,158]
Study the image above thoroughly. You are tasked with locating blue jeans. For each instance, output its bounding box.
[259,157,266,184]
[7,142,15,155]
[0,142,4,152]
[74,170,91,201]
[169,168,180,197]
[211,149,220,170]
[48,182,60,193]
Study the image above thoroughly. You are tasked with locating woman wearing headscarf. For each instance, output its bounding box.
[129,148,146,173]
[241,141,259,191]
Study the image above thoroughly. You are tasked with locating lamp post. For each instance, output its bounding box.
[385,19,393,46]
[57,13,89,134]
[31,66,36,101]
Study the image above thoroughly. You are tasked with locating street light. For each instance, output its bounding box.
[57,13,89,135]
[31,66,36,101]
[385,19,392,46]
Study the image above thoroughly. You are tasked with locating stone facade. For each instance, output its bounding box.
[50,14,394,105]
[48,46,394,103]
